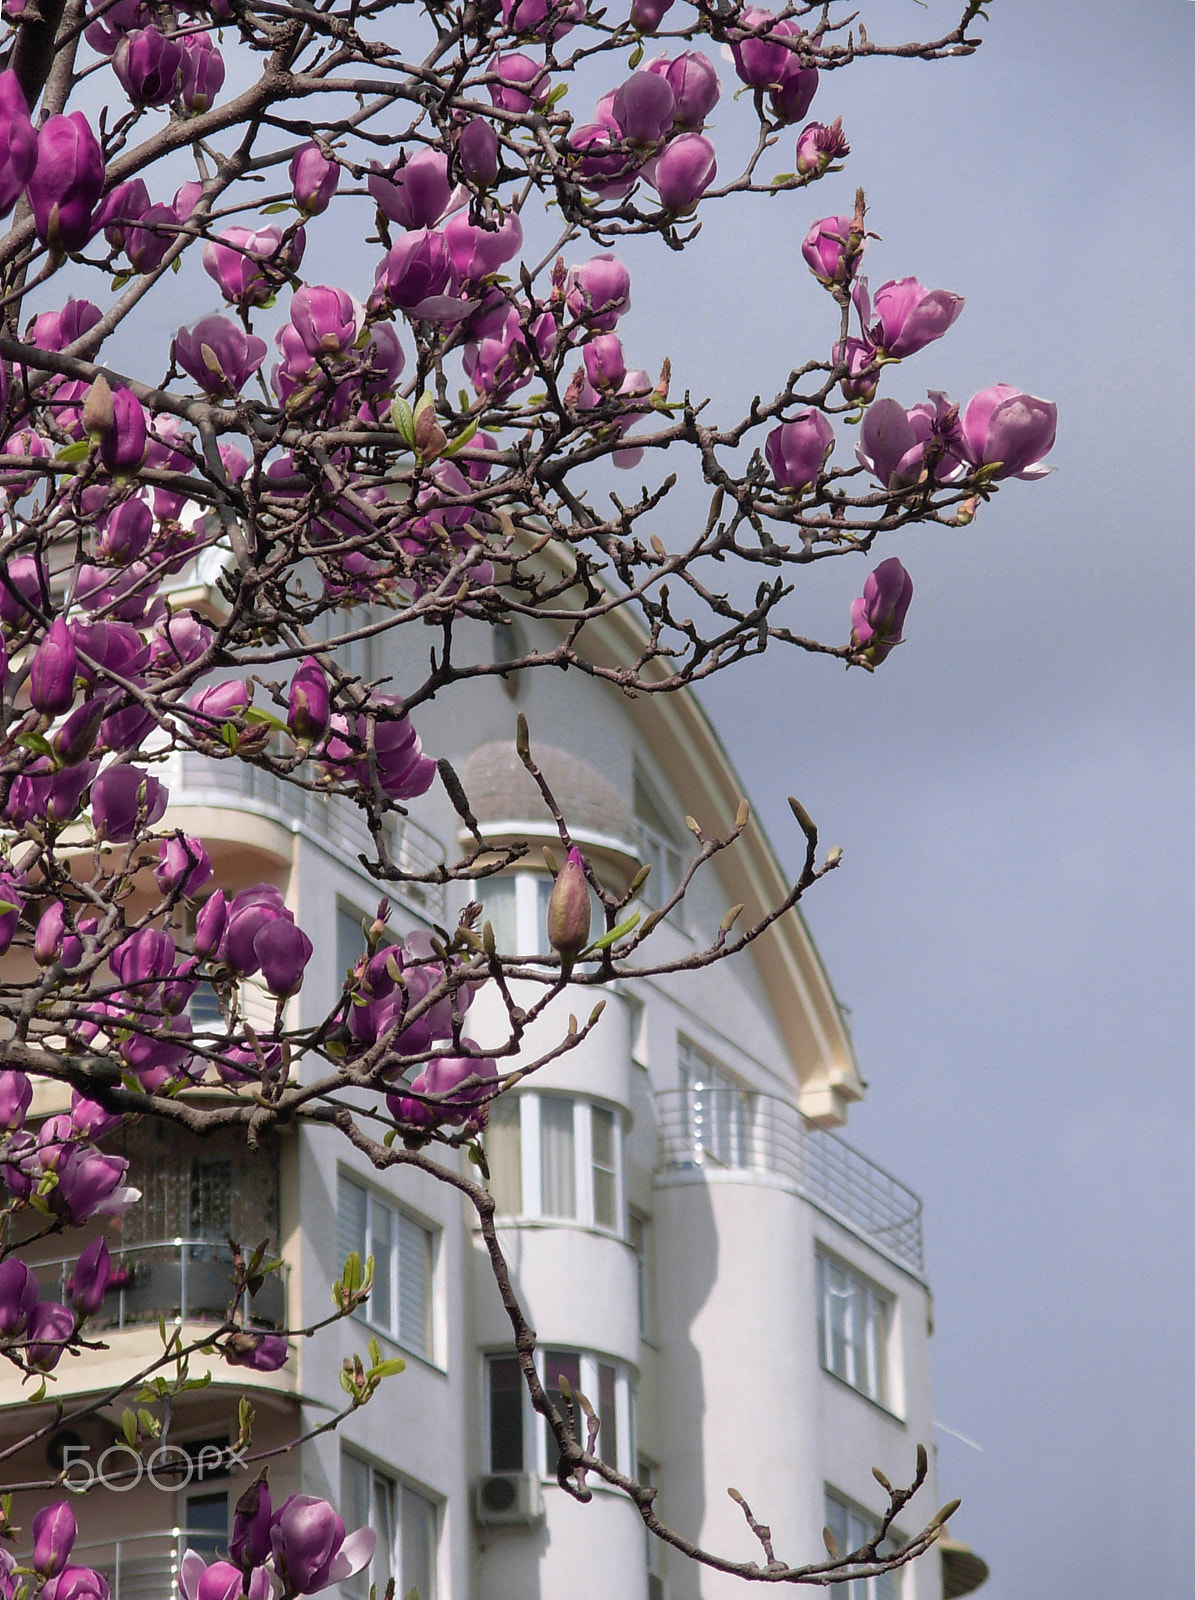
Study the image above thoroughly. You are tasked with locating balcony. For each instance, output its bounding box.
[159,749,446,920]
[28,1529,230,1600]
[33,1238,287,1332]
[654,1087,925,1274]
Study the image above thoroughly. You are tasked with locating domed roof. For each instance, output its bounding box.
[458,740,637,850]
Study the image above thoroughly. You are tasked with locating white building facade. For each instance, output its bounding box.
[2,607,986,1600]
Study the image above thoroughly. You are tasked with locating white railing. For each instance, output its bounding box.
[160,749,446,919]
[654,1088,925,1273]
[26,1528,227,1600]
[32,1237,287,1331]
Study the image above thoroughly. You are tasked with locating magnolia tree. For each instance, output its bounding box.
[0,0,1055,1589]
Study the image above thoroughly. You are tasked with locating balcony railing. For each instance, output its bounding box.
[654,1088,924,1274]
[26,1528,228,1600]
[33,1238,287,1332]
[160,749,446,920]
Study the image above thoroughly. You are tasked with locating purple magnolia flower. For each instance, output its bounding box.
[321,706,437,801]
[33,1504,78,1578]
[112,26,182,105]
[55,1147,139,1223]
[0,71,39,220]
[832,336,880,405]
[768,58,818,124]
[96,386,148,476]
[565,255,631,331]
[764,409,834,492]
[230,1477,274,1570]
[28,113,105,255]
[645,51,721,130]
[254,918,313,997]
[583,333,627,392]
[179,1558,244,1600]
[29,617,78,717]
[610,72,675,145]
[445,212,523,283]
[855,393,965,490]
[568,123,637,198]
[30,299,103,352]
[95,498,154,562]
[0,1257,38,1334]
[0,1070,32,1131]
[270,1496,375,1596]
[501,0,583,38]
[795,116,850,177]
[961,384,1057,480]
[155,835,213,897]
[855,275,964,359]
[287,657,330,744]
[202,225,306,308]
[389,1047,498,1131]
[194,890,228,957]
[177,32,224,113]
[456,118,500,187]
[40,1566,111,1600]
[90,763,168,843]
[368,148,452,231]
[35,898,83,968]
[729,7,800,88]
[190,678,252,721]
[629,0,674,29]
[647,131,717,212]
[148,611,216,675]
[371,228,453,314]
[487,52,548,113]
[222,884,289,976]
[110,926,176,989]
[547,845,591,969]
[67,1238,110,1318]
[222,1331,290,1370]
[290,142,339,216]
[73,619,150,684]
[850,557,913,666]
[24,1301,77,1370]
[802,213,865,288]
[0,428,53,498]
[289,286,360,359]
[175,316,268,398]
[0,554,44,625]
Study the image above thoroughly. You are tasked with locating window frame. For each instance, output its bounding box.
[485,1349,634,1480]
[340,1450,438,1600]
[337,1172,438,1364]
[484,1093,625,1237]
[815,1249,893,1408]
[823,1487,902,1600]
[677,1040,760,1170]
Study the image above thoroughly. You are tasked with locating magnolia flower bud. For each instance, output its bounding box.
[547,846,591,974]
[849,556,913,667]
[290,142,339,215]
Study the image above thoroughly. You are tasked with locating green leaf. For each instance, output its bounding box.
[442,418,479,458]
[16,732,53,758]
[628,41,643,66]
[54,440,91,465]
[369,1358,406,1379]
[0,900,18,917]
[582,911,640,954]
[390,398,416,446]
[110,272,132,291]
[171,257,182,274]
[121,1409,139,1447]
[545,82,568,107]
[221,721,240,751]
[260,201,293,215]
[244,707,288,733]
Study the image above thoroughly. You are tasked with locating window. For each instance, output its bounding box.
[823,1489,900,1600]
[629,1212,651,1339]
[341,1453,437,1600]
[677,1042,758,1169]
[182,1491,228,1561]
[639,1460,663,1600]
[483,1094,624,1234]
[338,1174,433,1359]
[633,767,683,911]
[337,902,369,980]
[186,900,225,1028]
[487,1350,632,1477]
[816,1251,891,1406]
[477,873,552,958]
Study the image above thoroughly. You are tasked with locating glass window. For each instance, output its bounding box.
[824,1489,900,1600]
[486,1095,522,1214]
[342,1454,436,1600]
[633,769,683,911]
[543,1349,581,1470]
[591,1108,618,1230]
[337,903,368,980]
[182,1492,228,1561]
[540,1097,577,1219]
[816,1252,891,1407]
[339,1175,433,1358]
[537,1349,628,1476]
[629,1212,650,1339]
[479,876,518,956]
[488,1354,525,1472]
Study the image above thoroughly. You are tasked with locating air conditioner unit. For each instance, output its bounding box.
[474,1472,545,1527]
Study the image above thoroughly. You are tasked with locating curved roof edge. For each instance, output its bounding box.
[573,601,863,1128]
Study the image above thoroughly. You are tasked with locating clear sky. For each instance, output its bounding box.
[660,3,1195,1595]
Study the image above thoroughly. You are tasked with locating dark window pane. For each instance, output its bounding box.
[543,1350,581,1468]
[598,1363,618,1468]
[489,1356,524,1472]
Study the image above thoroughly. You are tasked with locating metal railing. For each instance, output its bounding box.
[160,749,446,919]
[32,1237,287,1332]
[654,1087,924,1273]
[25,1528,229,1600]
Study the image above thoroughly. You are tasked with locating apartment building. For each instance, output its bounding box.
[2,604,987,1600]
